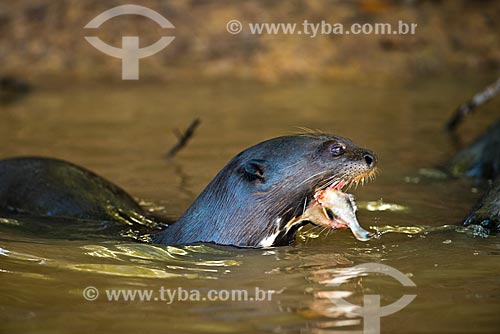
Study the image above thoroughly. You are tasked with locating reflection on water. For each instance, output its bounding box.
[1,240,240,280]
[1,78,500,333]
[359,200,408,213]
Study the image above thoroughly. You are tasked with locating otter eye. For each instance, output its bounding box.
[330,144,345,157]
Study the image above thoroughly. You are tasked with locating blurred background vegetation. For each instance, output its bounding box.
[0,0,499,84]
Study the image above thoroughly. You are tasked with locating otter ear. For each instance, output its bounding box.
[243,159,268,182]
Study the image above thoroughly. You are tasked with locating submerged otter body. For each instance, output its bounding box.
[449,120,500,232]
[0,157,152,224]
[0,134,377,247]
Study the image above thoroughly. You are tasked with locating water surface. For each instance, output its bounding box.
[1,78,499,333]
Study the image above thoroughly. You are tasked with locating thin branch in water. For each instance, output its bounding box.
[446,77,500,132]
[165,118,201,159]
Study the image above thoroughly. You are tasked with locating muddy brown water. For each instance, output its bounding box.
[1,78,499,333]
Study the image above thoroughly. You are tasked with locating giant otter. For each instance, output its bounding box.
[448,120,500,232]
[0,133,377,247]
[445,78,500,233]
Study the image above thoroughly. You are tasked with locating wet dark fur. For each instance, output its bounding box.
[449,120,500,232]
[0,157,145,221]
[0,134,376,247]
[153,134,376,246]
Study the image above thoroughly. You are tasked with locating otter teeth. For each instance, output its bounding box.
[329,180,348,191]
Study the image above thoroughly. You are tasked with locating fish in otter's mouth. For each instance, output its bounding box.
[284,170,377,243]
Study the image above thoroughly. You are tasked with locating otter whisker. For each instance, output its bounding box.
[290,127,320,135]
[302,198,308,216]
[280,159,306,172]
[319,174,344,190]
[318,172,350,190]
[295,169,332,189]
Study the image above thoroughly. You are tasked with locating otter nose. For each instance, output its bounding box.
[363,151,377,169]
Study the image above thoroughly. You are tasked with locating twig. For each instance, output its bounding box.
[446,77,500,132]
[166,118,201,159]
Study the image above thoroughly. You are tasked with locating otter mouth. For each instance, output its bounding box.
[289,170,377,242]
[311,181,372,241]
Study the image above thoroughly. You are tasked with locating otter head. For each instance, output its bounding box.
[154,133,377,247]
